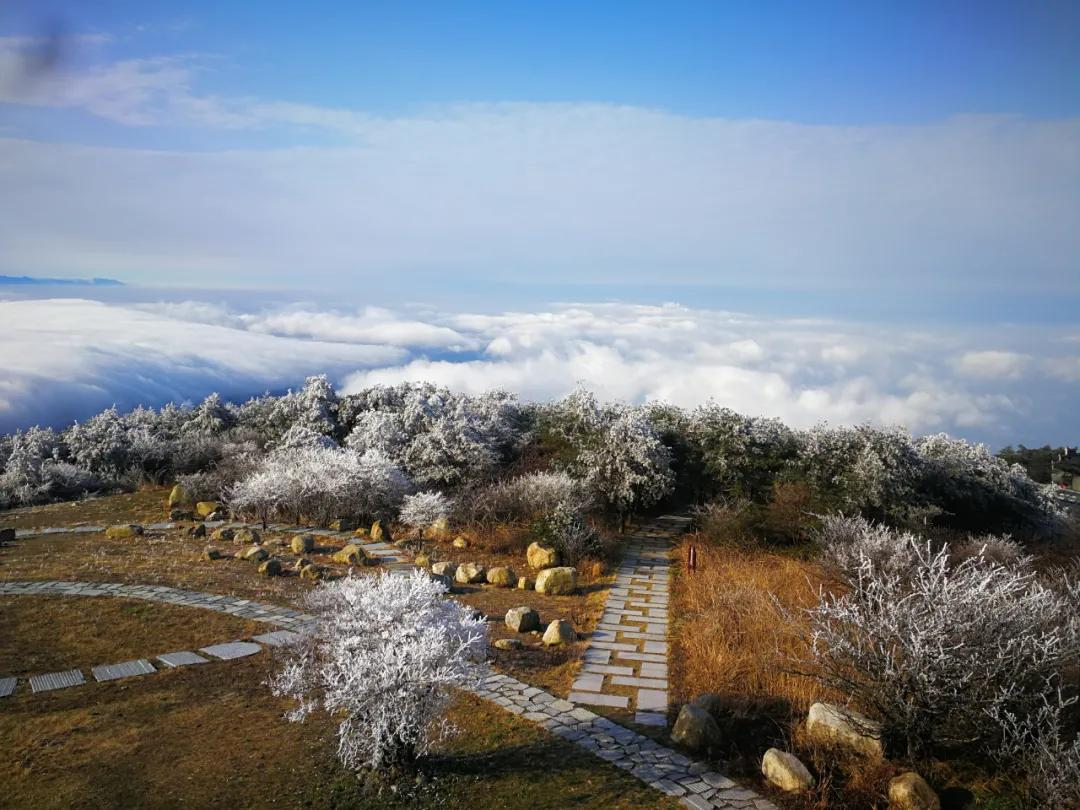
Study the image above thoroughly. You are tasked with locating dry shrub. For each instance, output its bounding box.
[673,536,835,714]
[763,481,821,543]
[693,500,762,548]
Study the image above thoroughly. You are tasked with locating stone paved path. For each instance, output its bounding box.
[571,514,688,726]
[0,578,775,809]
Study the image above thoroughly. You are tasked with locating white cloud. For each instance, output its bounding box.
[954,350,1031,379]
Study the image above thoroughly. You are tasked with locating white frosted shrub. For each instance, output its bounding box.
[951,533,1031,568]
[399,491,451,531]
[269,571,488,769]
[817,514,923,583]
[804,538,1080,759]
[463,470,591,527]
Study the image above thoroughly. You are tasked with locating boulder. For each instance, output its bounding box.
[542,619,575,646]
[210,527,235,542]
[105,524,143,539]
[168,483,193,508]
[240,545,269,562]
[233,528,260,544]
[258,558,283,577]
[761,749,814,793]
[526,541,560,570]
[888,772,940,810]
[486,566,516,587]
[0,527,15,544]
[332,544,368,566]
[300,564,322,580]
[517,576,534,590]
[169,508,194,521]
[187,524,207,539]
[505,606,541,633]
[353,527,369,539]
[195,501,220,518]
[202,547,222,561]
[329,518,357,532]
[429,573,453,590]
[414,553,431,568]
[535,566,577,595]
[293,557,313,572]
[431,561,458,578]
[806,702,884,758]
[291,534,314,554]
[452,536,469,549]
[671,704,723,752]
[370,520,391,542]
[455,562,486,584]
[494,638,523,651]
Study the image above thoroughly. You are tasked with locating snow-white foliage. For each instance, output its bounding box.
[269,571,488,769]
[951,533,1031,569]
[804,538,1080,758]
[0,426,64,505]
[817,514,924,583]
[182,393,235,437]
[273,423,339,452]
[531,502,602,565]
[577,406,673,522]
[990,687,1080,810]
[461,470,592,528]
[229,446,411,525]
[399,491,451,530]
[687,404,797,500]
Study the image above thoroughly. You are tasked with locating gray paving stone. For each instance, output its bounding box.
[30,669,85,693]
[252,630,304,647]
[157,651,209,668]
[582,663,635,676]
[568,691,630,708]
[199,641,263,660]
[571,673,605,692]
[0,677,17,697]
[635,710,667,727]
[92,659,156,682]
[637,688,668,712]
[611,674,669,690]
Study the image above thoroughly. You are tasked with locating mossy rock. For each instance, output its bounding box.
[105,524,143,539]
[195,501,220,518]
[233,528,260,544]
[168,483,193,508]
[332,544,368,566]
[291,534,314,554]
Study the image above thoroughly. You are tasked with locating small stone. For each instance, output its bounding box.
[526,541,560,570]
[329,518,358,532]
[505,606,541,633]
[535,566,577,595]
[210,527,235,542]
[202,546,222,561]
[494,638,523,651]
[517,576,534,590]
[258,558,283,577]
[206,510,227,521]
[455,562,486,584]
[542,619,575,646]
[431,561,458,578]
[291,534,314,554]
[300,564,322,580]
[888,772,940,810]
[105,524,143,539]
[762,748,814,793]
[353,527,369,539]
[167,483,192,508]
[806,702,884,758]
[241,545,269,562]
[293,557,313,571]
[0,528,15,544]
[332,544,368,566]
[671,704,723,752]
[187,524,207,539]
[414,553,431,568]
[486,566,516,587]
[169,508,194,521]
[452,536,469,549]
[428,572,453,590]
[233,528,260,544]
[195,501,219,518]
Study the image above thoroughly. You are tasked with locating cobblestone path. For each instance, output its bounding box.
[570,514,688,725]
[0,577,775,809]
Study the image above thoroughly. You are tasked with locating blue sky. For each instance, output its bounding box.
[0,2,1077,446]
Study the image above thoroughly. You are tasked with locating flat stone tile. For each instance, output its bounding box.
[637,688,668,711]
[157,651,209,668]
[634,710,667,727]
[199,641,263,660]
[92,659,156,682]
[569,691,630,708]
[642,641,667,655]
[615,651,667,663]
[582,663,635,676]
[582,648,611,665]
[640,662,669,678]
[0,677,16,697]
[252,630,303,647]
[611,675,669,690]
[30,669,85,693]
[571,673,605,692]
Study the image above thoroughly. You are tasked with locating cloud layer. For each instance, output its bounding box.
[1,295,1074,448]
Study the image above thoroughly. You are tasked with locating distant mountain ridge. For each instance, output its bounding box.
[0,275,124,286]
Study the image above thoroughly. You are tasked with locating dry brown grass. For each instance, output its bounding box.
[672,535,834,714]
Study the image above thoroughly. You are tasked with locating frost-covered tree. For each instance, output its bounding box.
[688,404,798,500]
[65,407,131,479]
[802,537,1080,759]
[0,426,63,505]
[273,423,339,452]
[460,470,592,528]
[269,571,488,769]
[399,491,451,534]
[182,393,235,437]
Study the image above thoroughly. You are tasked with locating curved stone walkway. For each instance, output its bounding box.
[0,579,775,810]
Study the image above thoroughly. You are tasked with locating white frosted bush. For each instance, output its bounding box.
[463,470,591,527]
[399,491,451,531]
[817,514,923,583]
[804,538,1080,759]
[269,571,488,769]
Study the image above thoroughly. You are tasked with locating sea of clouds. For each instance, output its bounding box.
[1,294,1075,448]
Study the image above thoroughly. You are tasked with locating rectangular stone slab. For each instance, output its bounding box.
[568,691,629,708]
[92,659,156,682]
[0,677,16,697]
[200,641,262,660]
[252,630,303,647]
[30,669,85,693]
[157,651,209,668]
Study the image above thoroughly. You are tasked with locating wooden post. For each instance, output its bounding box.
[687,544,697,572]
